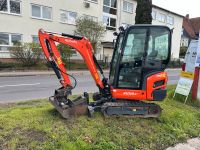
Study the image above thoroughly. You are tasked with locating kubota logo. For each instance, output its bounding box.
[123,92,137,96]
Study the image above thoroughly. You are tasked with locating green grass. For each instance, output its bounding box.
[0,86,200,150]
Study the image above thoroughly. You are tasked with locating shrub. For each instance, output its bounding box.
[74,17,106,54]
[10,43,42,67]
[168,59,184,68]
[57,43,72,65]
[179,46,188,58]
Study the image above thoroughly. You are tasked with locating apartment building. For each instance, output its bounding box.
[0,0,183,61]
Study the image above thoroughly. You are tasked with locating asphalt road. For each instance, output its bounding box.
[0,70,180,102]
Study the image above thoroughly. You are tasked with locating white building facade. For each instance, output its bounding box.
[0,0,183,61]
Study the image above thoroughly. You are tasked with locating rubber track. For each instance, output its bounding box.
[101,101,162,118]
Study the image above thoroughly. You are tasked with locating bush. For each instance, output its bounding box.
[179,46,187,58]
[168,59,184,68]
[57,43,72,67]
[10,43,42,67]
[0,61,16,70]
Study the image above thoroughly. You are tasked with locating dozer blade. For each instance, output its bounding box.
[101,101,162,118]
[49,96,89,119]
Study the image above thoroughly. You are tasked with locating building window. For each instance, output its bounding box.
[0,33,22,51]
[0,0,21,14]
[32,35,39,43]
[0,33,9,45]
[85,0,98,3]
[103,0,117,15]
[103,0,117,30]
[83,14,98,22]
[11,34,21,45]
[152,10,156,20]
[31,4,52,20]
[167,16,174,25]
[157,13,166,23]
[103,15,116,30]
[123,1,133,13]
[60,10,77,25]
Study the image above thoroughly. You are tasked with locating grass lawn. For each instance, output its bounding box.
[0,86,200,150]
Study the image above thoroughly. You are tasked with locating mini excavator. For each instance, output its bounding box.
[39,25,172,119]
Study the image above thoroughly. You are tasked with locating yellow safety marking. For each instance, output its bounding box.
[180,71,194,79]
[57,57,62,65]
[95,73,99,80]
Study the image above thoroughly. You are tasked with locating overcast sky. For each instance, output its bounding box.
[152,0,200,18]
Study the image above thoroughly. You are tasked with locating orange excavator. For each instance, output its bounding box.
[39,25,172,119]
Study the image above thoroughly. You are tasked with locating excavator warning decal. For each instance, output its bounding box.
[95,73,99,80]
[57,57,62,65]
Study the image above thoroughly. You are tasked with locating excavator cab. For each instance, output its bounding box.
[109,25,171,101]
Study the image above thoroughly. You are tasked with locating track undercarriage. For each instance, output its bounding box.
[49,89,162,119]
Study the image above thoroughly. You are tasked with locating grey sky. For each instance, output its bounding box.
[152,0,200,18]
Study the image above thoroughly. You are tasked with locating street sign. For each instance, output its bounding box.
[174,39,199,103]
[180,71,194,79]
[175,77,193,96]
[173,76,193,103]
[185,40,198,73]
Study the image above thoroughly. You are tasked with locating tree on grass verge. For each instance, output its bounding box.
[57,43,72,69]
[179,46,188,58]
[10,42,42,67]
[74,17,106,54]
[135,0,152,24]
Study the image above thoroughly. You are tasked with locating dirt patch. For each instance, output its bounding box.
[12,127,47,142]
[0,127,47,150]
[21,129,46,142]
[0,103,15,108]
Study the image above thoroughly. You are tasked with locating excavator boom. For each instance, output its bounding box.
[39,29,105,89]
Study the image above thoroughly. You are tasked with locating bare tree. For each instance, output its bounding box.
[74,17,106,54]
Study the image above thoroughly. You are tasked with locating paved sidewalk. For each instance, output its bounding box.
[0,68,181,77]
[166,137,200,150]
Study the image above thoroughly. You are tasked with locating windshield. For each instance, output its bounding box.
[122,27,170,63]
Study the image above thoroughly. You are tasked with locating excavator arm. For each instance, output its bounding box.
[38,29,105,90]
[38,29,111,118]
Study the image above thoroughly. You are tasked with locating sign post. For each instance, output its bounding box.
[192,32,200,100]
[173,32,200,102]
[173,72,194,103]
[173,38,199,103]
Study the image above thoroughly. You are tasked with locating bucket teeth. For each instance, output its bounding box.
[49,96,88,119]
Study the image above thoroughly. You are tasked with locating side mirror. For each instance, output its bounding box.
[171,28,174,34]
[113,39,116,48]
[119,26,125,32]
[113,32,118,36]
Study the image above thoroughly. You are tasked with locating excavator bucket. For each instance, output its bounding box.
[49,92,89,119]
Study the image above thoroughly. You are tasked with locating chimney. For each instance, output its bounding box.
[186,14,190,19]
